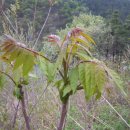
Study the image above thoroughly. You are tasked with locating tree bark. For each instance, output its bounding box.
[19,85,31,130]
[57,100,68,130]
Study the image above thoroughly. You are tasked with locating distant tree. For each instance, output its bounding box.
[58,0,88,26]
[124,14,130,40]
[83,0,130,19]
[110,11,129,61]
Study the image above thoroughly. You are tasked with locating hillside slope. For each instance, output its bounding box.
[84,0,130,18]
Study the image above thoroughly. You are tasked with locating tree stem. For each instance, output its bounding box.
[57,100,68,130]
[19,85,31,130]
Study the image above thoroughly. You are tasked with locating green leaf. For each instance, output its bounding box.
[21,80,29,85]
[63,86,71,97]
[13,68,22,83]
[76,44,92,57]
[53,50,65,72]
[13,87,22,99]
[0,36,39,77]
[22,54,35,76]
[95,65,106,92]
[76,52,92,61]
[105,68,126,96]
[69,67,79,93]
[54,79,64,90]
[9,49,20,61]
[81,32,96,44]
[75,37,92,48]
[39,49,65,83]
[78,62,106,100]
[79,63,89,100]
[39,58,55,83]
[13,51,26,70]
[67,44,78,54]
[39,58,48,75]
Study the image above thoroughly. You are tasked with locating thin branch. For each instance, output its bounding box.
[102,96,130,128]
[58,69,64,79]
[77,104,115,130]
[77,84,83,90]
[0,0,5,12]
[66,43,76,64]
[32,0,38,38]
[77,60,94,66]
[28,84,49,117]
[77,43,92,57]
[1,11,17,33]
[33,6,52,49]
[0,70,17,85]
[67,114,86,130]
[11,100,20,129]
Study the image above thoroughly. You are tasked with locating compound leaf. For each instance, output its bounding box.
[69,67,79,93]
